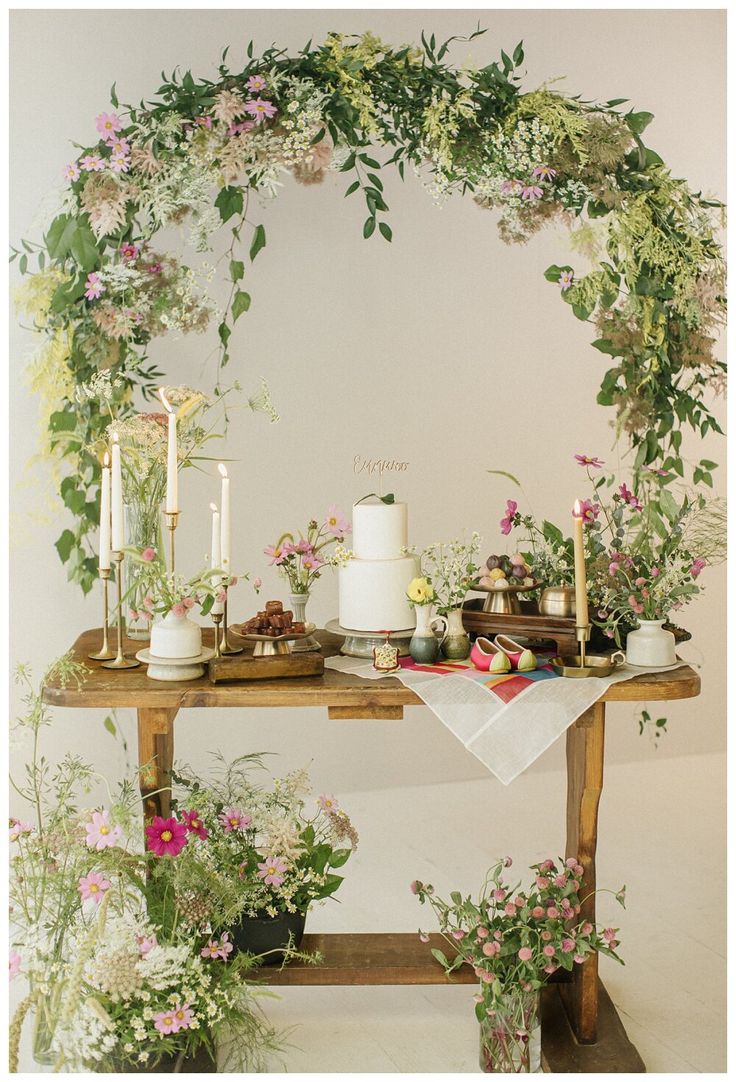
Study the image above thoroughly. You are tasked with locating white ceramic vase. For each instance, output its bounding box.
[150,610,202,659]
[625,619,676,667]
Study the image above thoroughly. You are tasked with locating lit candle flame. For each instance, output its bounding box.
[573,499,582,517]
[103,451,110,467]
[210,502,218,513]
[158,388,173,414]
[112,432,119,444]
[218,463,228,478]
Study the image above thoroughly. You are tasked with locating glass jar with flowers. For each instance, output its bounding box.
[9,663,294,1073]
[416,534,481,659]
[412,856,625,1073]
[264,506,351,651]
[171,756,358,961]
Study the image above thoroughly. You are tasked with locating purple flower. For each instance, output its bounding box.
[575,499,600,525]
[532,165,557,180]
[574,454,604,469]
[618,482,643,511]
[247,74,267,92]
[500,179,522,195]
[84,272,104,301]
[245,98,278,122]
[559,270,574,290]
[500,499,518,536]
[690,557,706,578]
[520,185,544,201]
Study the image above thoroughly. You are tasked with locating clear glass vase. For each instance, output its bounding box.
[124,496,164,639]
[479,990,541,1073]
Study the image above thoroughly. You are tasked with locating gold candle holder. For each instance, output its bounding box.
[88,568,116,660]
[219,589,244,655]
[212,611,224,658]
[552,624,625,678]
[164,510,180,576]
[102,552,140,670]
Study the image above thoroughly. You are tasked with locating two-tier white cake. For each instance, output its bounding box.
[338,499,419,632]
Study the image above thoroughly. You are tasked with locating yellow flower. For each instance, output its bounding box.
[407,576,434,604]
[488,567,506,581]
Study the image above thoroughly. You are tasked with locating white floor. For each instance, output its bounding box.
[261,751,726,1074]
[14,751,725,1073]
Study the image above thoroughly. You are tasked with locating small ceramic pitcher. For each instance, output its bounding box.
[409,607,448,664]
[441,607,470,660]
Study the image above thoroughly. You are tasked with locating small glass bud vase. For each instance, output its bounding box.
[479,989,541,1073]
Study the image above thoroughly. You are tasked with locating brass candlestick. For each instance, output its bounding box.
[552,623,625,678]
[212,611,224,658]
[164,510,180,576]
[577,623,591,668]
[88,568,115,660]
[102,552,140,670]
[219,589,244,655]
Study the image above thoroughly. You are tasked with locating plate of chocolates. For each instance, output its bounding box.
[234,600,315,642]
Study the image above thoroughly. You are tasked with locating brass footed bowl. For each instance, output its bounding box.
[551,651,625,678]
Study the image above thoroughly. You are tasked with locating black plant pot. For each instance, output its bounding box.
[229,909,307,965]
[110,1045,217,1072]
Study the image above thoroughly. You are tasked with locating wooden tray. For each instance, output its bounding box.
[462,598,578,656]
[208,651,325,684]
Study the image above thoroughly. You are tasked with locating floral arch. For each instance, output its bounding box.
[13,30,726,593]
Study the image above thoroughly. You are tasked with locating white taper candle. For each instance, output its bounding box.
[159,389,178,514]
[572,500,589,628]
[99,452,111,571]
[210,502,224,614]
[218,463,230,570]
[111,435,124,552]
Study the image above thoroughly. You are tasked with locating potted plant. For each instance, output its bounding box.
[412,856,624,1073]
[171,756,358,962]
[9,662,294,1072]
[415,534,481,659]
[264,506,351,650]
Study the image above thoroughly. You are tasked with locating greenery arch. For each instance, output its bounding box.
[13,29,726,593]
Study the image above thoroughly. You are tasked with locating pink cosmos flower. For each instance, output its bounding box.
[543,944,556,958]
[521,185,544,200]
[80,153,106,172]
[181,809,209,840]
[228,120,255,136]
[302,553,324,572]
[153,1003,191,1035]
[500,178,522,195]
[576,499,600,525]
[85,809,122,850]
[247,74,267,92]
[318,794,339,812]
[78,871,111,904]
[294,539,316,554]
[264,544,287,565]
[559,270,574,290]
[137,934,157,955]
[690,557,707,578]
[107,137,130,155]
[325,505,351,537]
[518,947,533,961]
[219,807,252,832]
[532,165,557,180]
[575,454,604,469]
[245,97,278,122]
[141,547,156,563]
[9,819,33,842]
[561,937,576,953]
[110,153,130,173]
[257,856,288,887]
[9,951,21,981]
[201,932,233,961]
[63,162,80,182]
[84,273,105,301]
[500,499,518,536]
[119,242,138,261]
[171,601,187,617]
[96,111,122,137]
[145,815,188,857]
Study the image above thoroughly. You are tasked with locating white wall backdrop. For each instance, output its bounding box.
[9,8,726,803]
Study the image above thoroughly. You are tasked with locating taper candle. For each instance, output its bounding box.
[111,434,124,552]
[572,500,589,628]
[159,388,178,514]
[99,451,111,571]
[210,502,224,614]
[218,463,230,570]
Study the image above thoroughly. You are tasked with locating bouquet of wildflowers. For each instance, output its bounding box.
[416,533,481,615]
[9,664,288,1073]
[123,545,237,621]
[264,506,351,594]
[171,756,358,918]
[413,856,624,1072]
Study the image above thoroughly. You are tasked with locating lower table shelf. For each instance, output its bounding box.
[259,933,645,1072]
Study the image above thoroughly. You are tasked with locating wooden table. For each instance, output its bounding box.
[44,628,700,1073]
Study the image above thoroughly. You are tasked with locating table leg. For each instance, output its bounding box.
[560,701,605,1044]
[137,707,178,821]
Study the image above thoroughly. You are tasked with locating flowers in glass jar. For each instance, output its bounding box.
[264,508,350,594]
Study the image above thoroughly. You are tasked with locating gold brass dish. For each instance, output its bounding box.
[469,580,543,616]
[551,651,625,679]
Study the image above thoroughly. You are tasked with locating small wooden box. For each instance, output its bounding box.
[208,652,325,684]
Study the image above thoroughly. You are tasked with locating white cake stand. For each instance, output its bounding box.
[325,618,414,659]
[136,647,215,682]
